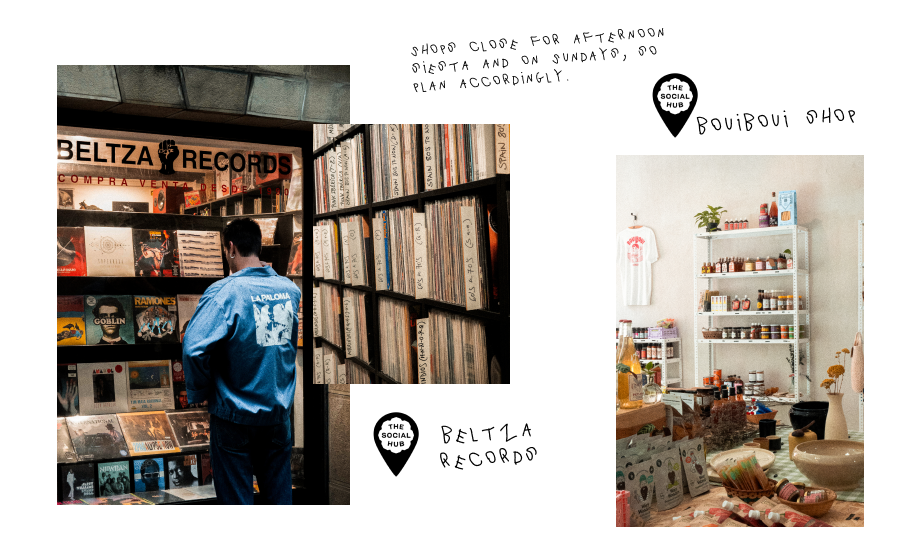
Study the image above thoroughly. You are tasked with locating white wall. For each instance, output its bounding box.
[616,156,864,429]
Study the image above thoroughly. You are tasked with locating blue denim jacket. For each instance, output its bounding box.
[183,266,301,426]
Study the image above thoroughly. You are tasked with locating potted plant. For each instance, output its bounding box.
[819,348,850,440]
[693,205,727,232]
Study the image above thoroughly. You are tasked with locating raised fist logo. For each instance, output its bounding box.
[158,139,179,175]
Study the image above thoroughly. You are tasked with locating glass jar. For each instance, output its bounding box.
[778,295,786,311]
[761,326,770,339]
[787,295,795,310]
[643,377,663,404]
[780,325,789,339]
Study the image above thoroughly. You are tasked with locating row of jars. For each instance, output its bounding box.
[720,324,807,340]
[633,343,676,360]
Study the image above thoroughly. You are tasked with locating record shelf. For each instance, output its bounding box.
[57,110,325,505]
[312,125,511,384]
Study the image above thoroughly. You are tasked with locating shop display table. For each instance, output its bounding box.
[705,427,865,503]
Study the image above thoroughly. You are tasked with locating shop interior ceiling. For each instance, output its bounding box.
[57,65,349,128]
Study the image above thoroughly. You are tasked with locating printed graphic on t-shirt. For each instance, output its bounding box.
[627,236,645,266]
[251,293,294,347]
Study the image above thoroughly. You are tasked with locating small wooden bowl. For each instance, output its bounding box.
[723,479,777,504]
[775,486,837,518]
[746,410,778,424]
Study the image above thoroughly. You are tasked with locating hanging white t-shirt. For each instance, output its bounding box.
[616,227,659,306]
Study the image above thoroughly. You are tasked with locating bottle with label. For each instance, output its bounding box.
[757,289,764,311]
[742,295,751,311]
[711,388,724,427]
[732,295,741,311]
[616,321,643,409]
[743,219,749,229]
[777,254,787,270]
[787,254,793,270]
[771,291,780,311]
[769,192,779,227]
[764,290,772,311]
[766,256,776,270]
[755,257,764,271]
[724,219,730,231]
[759,203,770,228]
[714,259,720,273]
[744,257,755,271]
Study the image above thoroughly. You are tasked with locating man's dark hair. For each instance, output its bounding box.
[93,297,126,319]
[224,218,262,257]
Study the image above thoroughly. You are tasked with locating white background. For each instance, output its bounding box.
[8,0,913,543]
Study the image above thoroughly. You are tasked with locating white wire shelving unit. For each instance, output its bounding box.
[858,220,864,431]
[693,225,811,406]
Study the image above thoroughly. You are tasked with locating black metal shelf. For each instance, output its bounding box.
[311,124,510,384]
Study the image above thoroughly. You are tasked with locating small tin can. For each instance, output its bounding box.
[802,490,829,503]
[780,325,789,339]
[776,478,801,502]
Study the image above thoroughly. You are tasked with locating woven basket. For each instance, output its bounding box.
[775,487,837,518]
[723,479,777,504]
[702,330,723,340]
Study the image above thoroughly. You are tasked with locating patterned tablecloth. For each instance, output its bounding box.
[706,426,864,503]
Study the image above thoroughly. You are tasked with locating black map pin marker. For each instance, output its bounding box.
[374,412,419,476]
[652,73,698,137]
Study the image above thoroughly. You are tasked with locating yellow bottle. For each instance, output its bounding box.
[617,320,644,409]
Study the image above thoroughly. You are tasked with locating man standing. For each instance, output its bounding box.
[183,218,301,505]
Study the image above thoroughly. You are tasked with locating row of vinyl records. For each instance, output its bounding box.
[313,124,510,214]
[56,223,303,278]
[57,284,305,347]
[313,123,359,150]
[314,195,497,311]
[313,286,491,384]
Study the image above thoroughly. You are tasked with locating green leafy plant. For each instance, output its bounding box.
[693,205,727,231]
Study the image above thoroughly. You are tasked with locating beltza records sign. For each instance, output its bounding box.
[57,136,293,177]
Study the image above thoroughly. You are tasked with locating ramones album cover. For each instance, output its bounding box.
[132,229,179,277]
[133,295,179,343]
[84,295,135,345]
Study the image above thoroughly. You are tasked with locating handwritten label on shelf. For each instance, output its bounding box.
[417,318,430,384]
[460,205,483,311]
[341,222,352,285]
[314,348,323,384]
[413,213,430,299]
[349,220,366,286]
[422,124,437,191]
[388,125,403,198]
[321,225,334,280]
[327,151,338,211]
[313,287,322,338]
[337,363,347,384]
[373,217,387,290]
[339,144,351,209]
[495,124,510,175]
[323,354,334,385]
[343,296,356,358]
[313,227,322,277]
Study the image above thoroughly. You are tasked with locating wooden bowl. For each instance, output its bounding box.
[775,486,837,518]
[746,410,778,424]
[723,479,777,504]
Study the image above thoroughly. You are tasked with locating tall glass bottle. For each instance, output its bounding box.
[769,192,778,227]
[616,320,643,409]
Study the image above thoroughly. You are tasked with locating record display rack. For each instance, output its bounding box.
[313,125,511,384]
[57,109,326,505]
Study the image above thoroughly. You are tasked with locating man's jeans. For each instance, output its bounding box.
[209,414,292,505]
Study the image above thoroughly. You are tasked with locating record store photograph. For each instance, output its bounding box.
[56,65,347,505]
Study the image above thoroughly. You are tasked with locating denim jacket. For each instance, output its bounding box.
[183,265,301,426]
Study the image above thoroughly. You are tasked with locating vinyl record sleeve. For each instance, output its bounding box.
[57,364,80,417]
[61,463,95,501]
[133,489,185,504]
[165,410,211,452]
[84,226,135,277]
[126,360,175,411]
[287,232,303,275]
[84,294,135,345]
[133,457,166,492]
[57,227,86,276]
[133,295,179,344]
[132,229,179,277]
[57,417,78,462]
[57,295,86,346]
[77,362,130,415]
[177,294,202,343]
[118,411,180,456]
[166,454,199,488]
[97,461,131,496]
[66,414,130,461]
[81,494,154,505]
